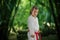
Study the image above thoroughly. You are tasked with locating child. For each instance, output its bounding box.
[27,6,41,40]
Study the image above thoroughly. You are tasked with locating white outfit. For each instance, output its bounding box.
[27,15,39,40]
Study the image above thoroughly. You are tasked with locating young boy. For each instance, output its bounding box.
[27,6,41,40]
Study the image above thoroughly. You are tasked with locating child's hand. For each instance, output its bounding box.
[31,35,35,38]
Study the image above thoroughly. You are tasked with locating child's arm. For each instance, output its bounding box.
[28,17,35,38]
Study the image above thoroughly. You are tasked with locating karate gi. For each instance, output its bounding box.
[27,15,39,40]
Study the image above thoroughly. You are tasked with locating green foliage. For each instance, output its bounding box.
[0,0,58,40]
[10,0,56,31]
[0,0,56,35]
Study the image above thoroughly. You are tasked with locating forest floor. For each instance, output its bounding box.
[8,32,58,40]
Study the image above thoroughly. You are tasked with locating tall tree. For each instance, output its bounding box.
[0,0,19,40]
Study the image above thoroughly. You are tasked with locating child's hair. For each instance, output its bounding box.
[30,6,38,14]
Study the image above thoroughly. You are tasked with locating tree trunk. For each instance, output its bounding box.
[49,0,60,40]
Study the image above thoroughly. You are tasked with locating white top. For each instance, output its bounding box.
[28,15,39,35]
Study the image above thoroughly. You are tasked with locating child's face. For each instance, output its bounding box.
[32,8,38,17]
